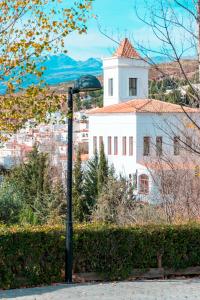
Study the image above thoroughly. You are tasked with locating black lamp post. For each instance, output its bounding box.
[65,75,101,283]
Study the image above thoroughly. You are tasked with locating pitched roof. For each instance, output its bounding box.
[88,99,200,114]
[114,38,140,59]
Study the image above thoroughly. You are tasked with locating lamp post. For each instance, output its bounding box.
[65,75,101,283]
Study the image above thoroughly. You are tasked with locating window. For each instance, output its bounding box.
[99,136,103,149]
[139,174,149,194]
[174,136,180,155]
[186,136,192,149]
[122,136,127,155]
[108,136,112,155]
[108,78,113,96]
[93,136,97,154]
[114,136,118,155]
[129,78,137,96]
[129,137,133,156]
[156,136,162,156]
[143,136,150,156]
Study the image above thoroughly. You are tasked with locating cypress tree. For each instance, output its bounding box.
[73,147,85,222]
[98,142,109,193]
[83,150,99,217]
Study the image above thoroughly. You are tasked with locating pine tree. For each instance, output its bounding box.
[83,150,99,217]
[98,142,109,193]
[73,148,85,222]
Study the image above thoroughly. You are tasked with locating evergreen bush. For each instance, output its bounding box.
[1,223,200,289]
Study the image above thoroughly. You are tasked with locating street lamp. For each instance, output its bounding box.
[65,75,101,283]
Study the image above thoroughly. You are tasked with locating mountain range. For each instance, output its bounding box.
[0,54,197,94]
[0,54,103,94]
[41,54,103,85]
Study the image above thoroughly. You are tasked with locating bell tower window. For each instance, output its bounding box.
[129,78,137,96]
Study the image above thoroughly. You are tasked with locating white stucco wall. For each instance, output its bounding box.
[103,57,149,107]
[89,112,137,176]
[89,111,200,202]
[136,112,200,164]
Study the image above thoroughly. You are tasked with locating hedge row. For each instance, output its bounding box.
[1,223,200,289]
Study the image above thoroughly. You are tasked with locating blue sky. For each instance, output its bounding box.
[64,0,196,60]
[64,0,153,59]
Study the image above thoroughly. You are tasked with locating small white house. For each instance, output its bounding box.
[88,38,200,201]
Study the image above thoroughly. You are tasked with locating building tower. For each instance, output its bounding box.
[103,38,149,107]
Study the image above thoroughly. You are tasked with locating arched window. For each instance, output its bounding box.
[139,174,149,194]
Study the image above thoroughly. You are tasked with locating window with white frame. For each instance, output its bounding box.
[114,136,118,155]
[156,136,163,156]
[139,174,149,194]
[129,137,133,156]
[108,136,112,155]
[108,78,113,96]
[174,136,180,155]
[129,78,137,96]
[122,136,127,155]
[143,136,150,156]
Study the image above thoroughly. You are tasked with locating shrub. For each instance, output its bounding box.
[92,177,138,225]
[1,223,200,289]
[0,181,23,224]
[0,146,65,225]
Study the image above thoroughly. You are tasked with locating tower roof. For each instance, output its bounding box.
[114,38,140,59]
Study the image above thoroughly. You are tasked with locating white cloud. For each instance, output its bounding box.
[63,28,116,60]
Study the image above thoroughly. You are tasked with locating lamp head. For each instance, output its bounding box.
[74,75,102,93]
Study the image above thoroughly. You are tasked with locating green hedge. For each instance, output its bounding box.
[1,223,200,289]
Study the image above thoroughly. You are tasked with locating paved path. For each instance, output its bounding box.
[1,279,200,300]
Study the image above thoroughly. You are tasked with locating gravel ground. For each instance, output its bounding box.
[1,279,200,300]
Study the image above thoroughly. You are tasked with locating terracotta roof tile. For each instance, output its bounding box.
[88,99,200,114]
[114,38,140,59]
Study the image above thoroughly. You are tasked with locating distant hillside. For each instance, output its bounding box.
[1,54,198,94]
[149,59,198,80]
[0,54,103,94]
[41,55,102,85]
[48,59,198,94]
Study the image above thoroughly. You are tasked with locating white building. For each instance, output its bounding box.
[88,38,200,201]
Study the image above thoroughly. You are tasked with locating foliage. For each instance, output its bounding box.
[0,0,93,140]
[75,89,103,111]
[97,142,109,193]
[92,176,137,225]
[73,145,110,222]
[0,92,66,142]
[73,148,85,222]
[0,181,23,224]
[81,144,110,220]
[2,223,200,288]
[149,78,186,105]
[0,146,65,225]
[83,90,103,108]
[0,0,92,88]
[83,150,99,216]
[185,86,200,107]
